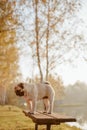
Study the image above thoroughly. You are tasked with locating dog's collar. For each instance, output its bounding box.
[24,90,27,96]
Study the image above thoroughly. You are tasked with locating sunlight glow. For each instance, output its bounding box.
[58,61,87,86]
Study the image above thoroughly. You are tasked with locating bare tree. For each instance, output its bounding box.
[16,0,82,81]
[34,0,43,81]
[45,0,50,81]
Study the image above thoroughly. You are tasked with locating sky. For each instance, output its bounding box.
[56,59,87,86]
[60,0,87,86]
[19,0,87,86]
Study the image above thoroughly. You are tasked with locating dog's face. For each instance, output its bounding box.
[14,83,24,97]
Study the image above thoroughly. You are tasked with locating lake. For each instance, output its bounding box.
[54,101,87,130]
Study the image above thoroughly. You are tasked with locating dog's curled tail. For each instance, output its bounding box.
[43,81,51,85]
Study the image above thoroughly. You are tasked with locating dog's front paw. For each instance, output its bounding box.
[48,112,51,114]
[43,111,47,114]
[28,112,34,114]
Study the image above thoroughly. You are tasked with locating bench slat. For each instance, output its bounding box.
[23,111,76,124]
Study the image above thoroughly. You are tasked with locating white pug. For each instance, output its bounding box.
[14,82,55,114]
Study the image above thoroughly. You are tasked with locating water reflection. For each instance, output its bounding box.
[54,101,87,130]
[67,122,87,130]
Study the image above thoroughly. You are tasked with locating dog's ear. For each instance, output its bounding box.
[18,83,24,89]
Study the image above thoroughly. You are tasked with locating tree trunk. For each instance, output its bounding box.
[0,86,6,105]
[46,0,50,81]
[35,0,43,82]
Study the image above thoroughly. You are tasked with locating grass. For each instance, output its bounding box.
[0,105,81,130]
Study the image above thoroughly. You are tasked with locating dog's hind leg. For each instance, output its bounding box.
[48,95,55,114]
[43,99,50,113]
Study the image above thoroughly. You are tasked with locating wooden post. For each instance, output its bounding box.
[47,124,51,130]
[35,123,38,130]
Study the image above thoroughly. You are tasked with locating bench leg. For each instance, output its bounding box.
[35,123,38,130]
[47,124,51,130]
[35,123,51,130]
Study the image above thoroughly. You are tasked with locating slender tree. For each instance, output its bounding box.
[34,0,43,81]
[45,0,50,81]
[15,0,82,81]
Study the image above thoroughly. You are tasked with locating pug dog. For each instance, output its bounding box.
[14,82,55,114]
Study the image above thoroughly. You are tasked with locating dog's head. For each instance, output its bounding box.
[14,83,24,97]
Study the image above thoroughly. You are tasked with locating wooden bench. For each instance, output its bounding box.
[23,111,76,130]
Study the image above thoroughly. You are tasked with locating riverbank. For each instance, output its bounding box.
[0,105,81,130]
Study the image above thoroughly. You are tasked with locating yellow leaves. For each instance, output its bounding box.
[19,0,26,5]
[35,0,46,4]
[35,0,38,4]
[0,30,16,46]
[42,0,46,3]
[0,1,17,32]
[48,75,64,99]
[0,1,19,87]
[0,61,7,68]
[1,0,7,2]
[0,43,19,86]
